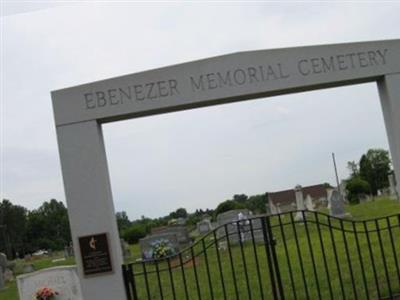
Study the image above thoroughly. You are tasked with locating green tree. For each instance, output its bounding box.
[116,211,131,233]
[232,194,248,204]
[359,149,391,195]
[122,223,147,244]
[0,199,28,258]
[346,177,371,204]
[347,161,359,177]
[214,200,245,216]
[246,194,268,213]
[169,208,188,219]
[26,199,71,251]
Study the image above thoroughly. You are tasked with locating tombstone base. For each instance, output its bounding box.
[294,212,304,221]
[330,212,352,219]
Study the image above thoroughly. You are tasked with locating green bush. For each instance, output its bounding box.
[346,176,371,204]
[122,224,147,244]
[214,200,245,217]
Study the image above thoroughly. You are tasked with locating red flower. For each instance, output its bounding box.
[35,287,59,299]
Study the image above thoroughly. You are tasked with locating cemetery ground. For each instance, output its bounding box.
[1,197,400,300]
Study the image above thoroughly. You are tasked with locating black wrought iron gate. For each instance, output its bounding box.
[123,210,400,299]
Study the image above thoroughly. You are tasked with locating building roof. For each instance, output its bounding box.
[268,184,333,206]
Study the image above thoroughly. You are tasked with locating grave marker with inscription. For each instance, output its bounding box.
[139,233,179,260]
[197,219,213,234]
[330,190,346,218]
[17,266,83,300]
[78,233,113,276]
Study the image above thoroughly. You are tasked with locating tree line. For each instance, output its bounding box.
[0,192,268,259]
[345,148,393,203]
[1,148,393,257]
[118,193,269,244]
[0,199,71,259]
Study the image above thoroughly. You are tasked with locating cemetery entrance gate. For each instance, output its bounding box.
[52,40,400,299]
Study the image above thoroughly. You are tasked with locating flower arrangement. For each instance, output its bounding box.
[150,239,176,259]
[34,287,59,300]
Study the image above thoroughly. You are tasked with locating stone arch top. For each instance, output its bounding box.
[51,39,400,300]
[52,39,400,126]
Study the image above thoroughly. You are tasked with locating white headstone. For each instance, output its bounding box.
[305,195,315,211]
[17,266,83,300]
[295,185,305,220]
[388,174,398,199]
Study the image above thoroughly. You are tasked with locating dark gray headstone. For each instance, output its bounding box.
[330,190,345,218]
[197,219,212,234]
[151,225,190,245]
[0,253,7,270]
[0,266,4,290]
[22,264,35,274]
[216,209,263,245]
[139,233,179,260]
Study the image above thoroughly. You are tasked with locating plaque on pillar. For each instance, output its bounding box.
[78,233,113,276]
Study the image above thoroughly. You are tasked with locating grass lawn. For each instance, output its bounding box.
[126,198,400,299]
[2,197,399,300]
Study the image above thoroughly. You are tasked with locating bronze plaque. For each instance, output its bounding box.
[79,233,113,276]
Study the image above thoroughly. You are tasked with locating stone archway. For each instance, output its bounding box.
[52,39,400,299]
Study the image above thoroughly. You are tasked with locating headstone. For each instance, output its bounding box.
[139,233,179,260]
[304,194,315,211]
[0,253,8,289]
[63,243,74,258]
[265,202,271,215]
[22,264,35,274]
[68,244,74,257]
[326,188,334,209]
[24,254,32,262]
[120,238,131,258]
[295,185,305,220]
[388,174,398,200]
[7,260,16,272]
[339,180,348,203]
[268,201,281,215]
[17,266,83,300]
[197,219,213,234]
[216,209,263,245]
[330,190,346,218]
[0,253,7,271]
[0,266,4,290]
[151,225,190,245]
[173,217,187,225]
[64,246,69,258]
[4,268,13,282]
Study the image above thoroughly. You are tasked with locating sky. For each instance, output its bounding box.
[1,1,399,220]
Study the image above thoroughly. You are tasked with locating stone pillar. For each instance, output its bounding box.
[294,185,305,220]
[378,73,400,196]
[56,121,126,300]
